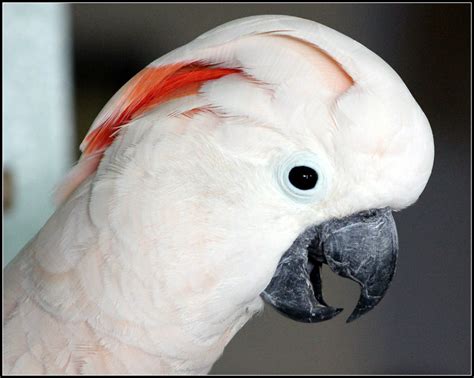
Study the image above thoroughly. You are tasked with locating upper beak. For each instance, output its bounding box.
[261,207,398,323]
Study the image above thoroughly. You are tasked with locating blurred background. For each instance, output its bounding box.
[3,3,471,374]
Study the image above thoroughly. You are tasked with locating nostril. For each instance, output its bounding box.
[359,208,378,221]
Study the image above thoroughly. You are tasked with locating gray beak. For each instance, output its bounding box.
[261,207,398,323]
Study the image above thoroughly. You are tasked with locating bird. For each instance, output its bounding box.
[3,15,434,374]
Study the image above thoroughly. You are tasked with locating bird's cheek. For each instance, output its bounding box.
[249,229,306,294]
[182,270,220,295]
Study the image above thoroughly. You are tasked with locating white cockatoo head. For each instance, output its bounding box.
[60,15,434,327]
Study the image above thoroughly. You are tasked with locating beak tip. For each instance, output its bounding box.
[306,306,344,323]
[345,313,360,323]
[345,299,378,323]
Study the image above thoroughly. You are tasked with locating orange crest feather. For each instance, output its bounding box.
[82,62,241,156]
[56,62,241,204]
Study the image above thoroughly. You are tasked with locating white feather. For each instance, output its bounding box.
[3,15,434,374]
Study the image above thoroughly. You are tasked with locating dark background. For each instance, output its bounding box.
[71,4,471,374]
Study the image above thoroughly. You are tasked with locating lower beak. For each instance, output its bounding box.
[261,207,398,323]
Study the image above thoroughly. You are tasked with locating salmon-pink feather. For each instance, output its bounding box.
[82,63,241,156]
[56,63,241,204]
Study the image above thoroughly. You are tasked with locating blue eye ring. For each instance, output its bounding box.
[276,152,329,203]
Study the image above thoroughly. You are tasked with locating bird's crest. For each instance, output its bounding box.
[56,62,241,203]
[82,62,241,156]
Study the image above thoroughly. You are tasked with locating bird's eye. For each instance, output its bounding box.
[288,166,318,190]
[276,152,328,203]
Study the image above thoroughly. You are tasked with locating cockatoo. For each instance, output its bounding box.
[3,15,434,375]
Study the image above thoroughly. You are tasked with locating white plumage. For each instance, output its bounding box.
[3,15,434,374]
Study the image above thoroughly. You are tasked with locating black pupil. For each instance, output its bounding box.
[288,166,318,190]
